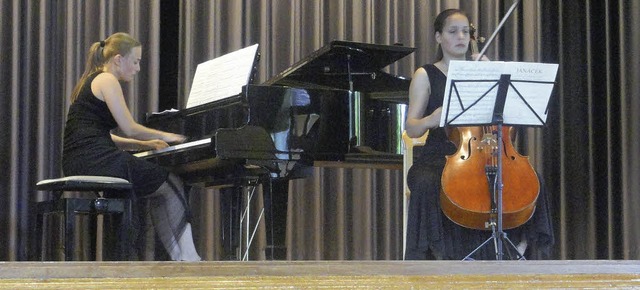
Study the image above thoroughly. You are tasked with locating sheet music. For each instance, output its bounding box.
[440,60,558,127]
[440,61,504,126]
[503,62,558,125]
[186,44,259,109]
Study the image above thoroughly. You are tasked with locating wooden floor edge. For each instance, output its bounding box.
[1,260,639,289]
[1,274,640,289]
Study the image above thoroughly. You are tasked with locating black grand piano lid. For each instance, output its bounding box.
[264,40,416,92]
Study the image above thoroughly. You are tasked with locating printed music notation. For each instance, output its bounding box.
[186,44,259,109]
[440,60,558,127]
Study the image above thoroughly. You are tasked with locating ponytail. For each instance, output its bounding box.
[70,32,141,103]
[70,42,104,102]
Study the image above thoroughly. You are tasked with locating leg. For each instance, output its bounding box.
[146,173,201,261]
[404,160,446,260]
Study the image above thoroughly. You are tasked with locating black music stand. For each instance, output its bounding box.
[441,61,557,260]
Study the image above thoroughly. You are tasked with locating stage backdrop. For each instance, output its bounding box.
[1,0,639,261]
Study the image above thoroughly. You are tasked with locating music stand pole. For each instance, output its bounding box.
[493,74,508,260]
[495,113,505,260]
[462,74,525,261]
[466,1,523,259]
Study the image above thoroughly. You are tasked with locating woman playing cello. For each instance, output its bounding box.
[404,8,554,260]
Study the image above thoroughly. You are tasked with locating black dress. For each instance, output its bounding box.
[404,64,554,260]
[62,72,168,196]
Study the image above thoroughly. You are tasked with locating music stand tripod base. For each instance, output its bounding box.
[462,212,526,261]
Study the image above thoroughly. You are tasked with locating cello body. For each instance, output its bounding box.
[440,126,539,230]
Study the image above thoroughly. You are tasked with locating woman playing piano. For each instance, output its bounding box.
[62,32,201,261]
[404,9,554,260]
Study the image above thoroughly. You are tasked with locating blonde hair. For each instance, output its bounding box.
[70,32,141,102]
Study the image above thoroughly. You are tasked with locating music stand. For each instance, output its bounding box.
[440,60,558,260]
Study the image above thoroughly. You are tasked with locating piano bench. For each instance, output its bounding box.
[32,176,134,261]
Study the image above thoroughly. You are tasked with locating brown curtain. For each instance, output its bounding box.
[0,0,161,261]
[540,0,640,259]
[619,1,640,260]
[286,164,403,260]
[2,0,639,261]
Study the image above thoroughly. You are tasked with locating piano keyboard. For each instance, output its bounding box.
[133,138,212,158]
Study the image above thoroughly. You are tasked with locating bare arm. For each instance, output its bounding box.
[405,68,442,138]
[91,72,186,143]
[111,134,170,151]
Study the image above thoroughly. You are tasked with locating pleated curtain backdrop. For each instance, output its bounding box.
[619,1,640,260]
[542,0,640,259]
[1,0,640,261]
[0,0,161,261]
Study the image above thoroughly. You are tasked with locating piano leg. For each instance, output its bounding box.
[219,181,266,261]
[263,178,288,260]
[215,174,289,261]
[237,176,264,261]
[219,187,239,260]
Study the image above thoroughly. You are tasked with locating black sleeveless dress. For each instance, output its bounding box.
[405,64,554,260]
[62,72,168,196]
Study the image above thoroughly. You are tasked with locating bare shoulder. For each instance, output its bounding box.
[92,72,119,86]
[91,72,122,101]
[412,67,431,85]
[410,67,431,91]
[413,67,428,78]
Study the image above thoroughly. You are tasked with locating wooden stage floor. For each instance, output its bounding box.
[0,260,639,289]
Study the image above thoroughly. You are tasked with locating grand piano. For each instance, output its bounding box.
[135,40,415,259]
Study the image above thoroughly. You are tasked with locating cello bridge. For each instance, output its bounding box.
[477,133,498,151]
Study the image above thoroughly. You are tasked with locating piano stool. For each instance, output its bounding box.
[32,176,133,261]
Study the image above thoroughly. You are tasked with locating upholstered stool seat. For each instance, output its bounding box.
[33,176,133,261]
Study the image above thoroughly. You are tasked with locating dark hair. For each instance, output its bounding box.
[434,9,470,61]
[70,32,141,102]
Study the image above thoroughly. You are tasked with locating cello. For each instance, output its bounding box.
[439,22,540,231]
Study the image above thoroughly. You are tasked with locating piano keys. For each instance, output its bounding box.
[133,137,211,160]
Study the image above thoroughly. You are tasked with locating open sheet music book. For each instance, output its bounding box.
[440,60,558,127]
[186,44,259,109]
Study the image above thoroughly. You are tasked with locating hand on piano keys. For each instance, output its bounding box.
[162,132,188,144]
[144,139,172,151]
[134,138,212,159]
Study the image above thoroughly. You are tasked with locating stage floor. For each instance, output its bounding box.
[1,260,639,288]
